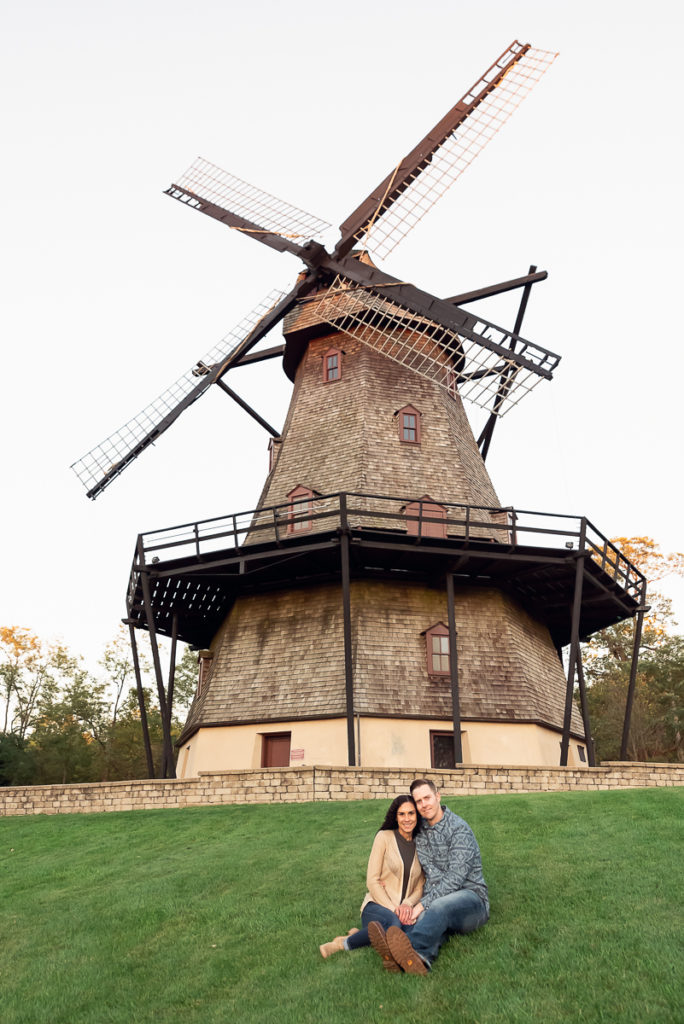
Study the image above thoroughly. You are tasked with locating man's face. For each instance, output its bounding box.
[412,784,441,824]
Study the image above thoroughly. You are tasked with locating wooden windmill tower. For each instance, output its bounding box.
[72,42,647,778]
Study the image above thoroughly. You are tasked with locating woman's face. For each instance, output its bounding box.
[396,801,418,834]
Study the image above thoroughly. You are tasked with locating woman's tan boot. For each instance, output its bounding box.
[319,935,346,958]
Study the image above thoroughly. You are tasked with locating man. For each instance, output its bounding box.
[368,778,489,975]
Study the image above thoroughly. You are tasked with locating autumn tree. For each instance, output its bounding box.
[0,622,199,785]
[584,537,684,762]
[0,627,48,738]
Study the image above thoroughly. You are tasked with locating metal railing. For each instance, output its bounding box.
[134,492,646,602]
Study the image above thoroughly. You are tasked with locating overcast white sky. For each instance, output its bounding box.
[1,0,682,667]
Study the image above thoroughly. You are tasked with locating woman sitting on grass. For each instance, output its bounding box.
[319,794,424,958]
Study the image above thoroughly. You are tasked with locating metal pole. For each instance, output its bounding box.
[167,611,178,736]
[620,596,648,760]
[575,652,596,767]
[340,496,356,767]
[446,573,463,764]
[560,521,586,766]
[214,378,280,437]
[479,265,537,461]
[137,538,176,779]
[126,620,155,779]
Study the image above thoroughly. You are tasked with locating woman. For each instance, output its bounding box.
[319,794,424,958]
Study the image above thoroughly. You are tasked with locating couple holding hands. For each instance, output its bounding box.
[320,778,489,975]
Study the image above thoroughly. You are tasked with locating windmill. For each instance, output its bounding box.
[71,42,559,500]
[71,42,647,779]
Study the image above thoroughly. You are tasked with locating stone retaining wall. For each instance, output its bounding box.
[1,762,682,817]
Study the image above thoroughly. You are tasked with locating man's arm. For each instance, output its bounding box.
[420,822,481,911]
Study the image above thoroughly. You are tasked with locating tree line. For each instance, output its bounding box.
[583,537,684,763]
[0,626,197,786]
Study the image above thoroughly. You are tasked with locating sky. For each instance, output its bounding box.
[1,0,682,669]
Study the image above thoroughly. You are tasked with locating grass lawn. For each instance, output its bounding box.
[1,788,682,1024]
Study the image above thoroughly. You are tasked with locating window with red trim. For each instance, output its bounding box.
[424,623,450,675]
[397,404,421,443]
[287,485,314,533]
[323,348,342,383]
[405,497,447,538]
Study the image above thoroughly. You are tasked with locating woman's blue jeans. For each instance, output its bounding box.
[345,902,409,950]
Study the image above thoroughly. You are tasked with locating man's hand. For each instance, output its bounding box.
[410,902,425,923]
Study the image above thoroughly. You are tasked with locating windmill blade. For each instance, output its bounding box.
[478,266,538,460]
[315,274,558,416]
[166,157,331,259]
[71,287,298,500]
[335,41,557,261]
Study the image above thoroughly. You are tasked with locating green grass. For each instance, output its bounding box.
[1,789,682,1024]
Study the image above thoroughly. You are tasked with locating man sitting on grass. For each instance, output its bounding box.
[368,778,489,974]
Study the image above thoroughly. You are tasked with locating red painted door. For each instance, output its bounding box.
[262,732,291,767]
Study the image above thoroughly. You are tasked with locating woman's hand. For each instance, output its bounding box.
[397,903,414,926]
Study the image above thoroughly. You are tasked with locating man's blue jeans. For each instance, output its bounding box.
[346,902,408,950]
[405,889,488,967]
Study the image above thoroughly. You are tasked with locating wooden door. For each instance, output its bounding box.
[262,732,291,768]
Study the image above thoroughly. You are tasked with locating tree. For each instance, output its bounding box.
[0,626,43,737]
[26,645,105,785]
[171,645,200,714]
[0,624,196,785]
[584,537,684,762]
[0,731,34,786]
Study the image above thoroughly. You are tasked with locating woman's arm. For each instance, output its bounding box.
[365,833,394,910]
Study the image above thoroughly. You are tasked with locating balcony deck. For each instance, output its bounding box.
[126,492,646,650]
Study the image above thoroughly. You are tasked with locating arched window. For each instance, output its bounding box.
[423,623,450,676]
[397,404,421,444]
[322,347,343,382]
[287,485,314,533]
[404,496,447,538]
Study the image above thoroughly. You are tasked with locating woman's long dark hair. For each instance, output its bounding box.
[378,794,421,835]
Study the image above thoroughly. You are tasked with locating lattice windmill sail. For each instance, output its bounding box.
[335,42,557,261]
[315,275,559,415]
[72,39,559,499]
[70,288,293,498]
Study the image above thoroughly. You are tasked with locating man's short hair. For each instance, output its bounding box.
[410,778,438,796]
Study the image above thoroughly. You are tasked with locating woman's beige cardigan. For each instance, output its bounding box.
[360,830,425,913]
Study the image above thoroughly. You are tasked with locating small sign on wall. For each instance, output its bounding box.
[290,748,305,761]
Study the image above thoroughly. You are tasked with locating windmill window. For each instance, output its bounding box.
[405,497,447,538]
[287,485,314,533]
[424,623,450,676]
[322,348,342,382]
[268,436,282,473]
[197,650,214,696]
[397,404,421,444]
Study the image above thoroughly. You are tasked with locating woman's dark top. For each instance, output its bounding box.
[394,830,416,903]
